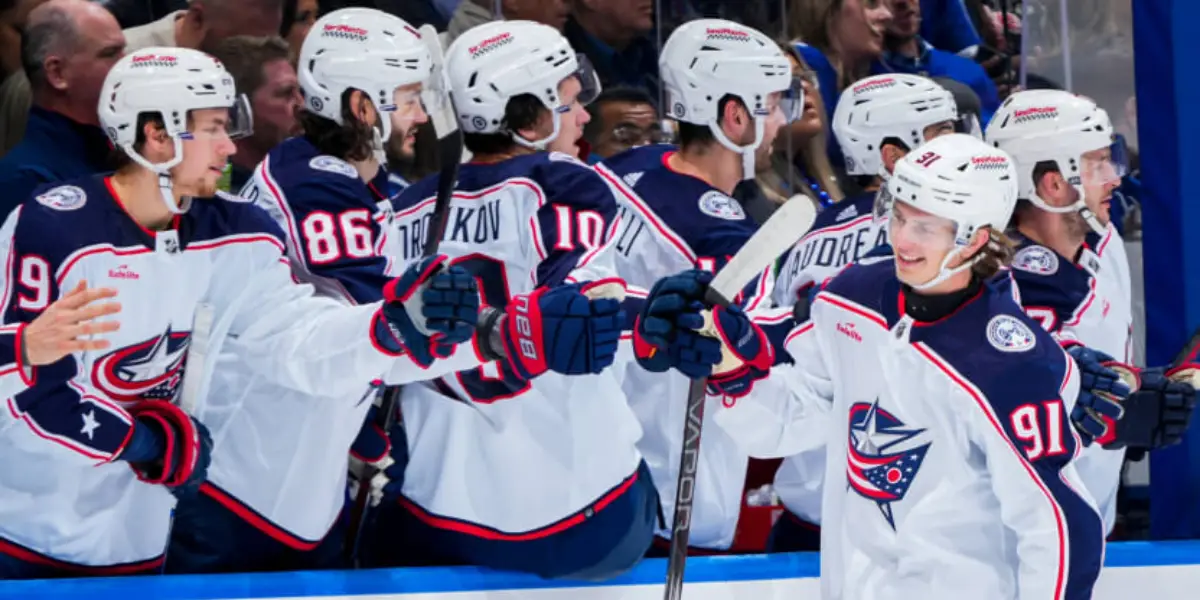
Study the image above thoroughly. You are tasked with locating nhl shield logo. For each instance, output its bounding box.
[1012,245,1059,275]
[986,315,1037,353]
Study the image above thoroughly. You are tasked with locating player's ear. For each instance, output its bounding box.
[1034,168,1067,204]
[42,55,68,91]
[347,90,376,127]
[719,98,750,144]
[881,143,906,174]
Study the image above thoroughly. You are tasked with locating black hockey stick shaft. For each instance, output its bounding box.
[1171,325,1200,368]
[345,127,463,566]
[664,287,730,600]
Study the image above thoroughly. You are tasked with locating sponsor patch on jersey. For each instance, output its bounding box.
[986,315,1037,353]
[36,185,86,211]
[836,203,859,221]
[309,155,358,179]
[698,191,746,221]
[1012,245,1059,275]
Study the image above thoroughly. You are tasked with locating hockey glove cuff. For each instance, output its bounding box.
[502,284,623,379]
[1103,366,1198,450]
[125,402,212,497]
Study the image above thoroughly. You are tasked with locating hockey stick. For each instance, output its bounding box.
[344,25,463,567]
[663,197,817,600]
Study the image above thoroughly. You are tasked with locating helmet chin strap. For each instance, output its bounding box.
[908,247,981,291]
[511,109,562,151]
[709,117,764,181]
[124,139,191,216]
[1027,184,1106,236]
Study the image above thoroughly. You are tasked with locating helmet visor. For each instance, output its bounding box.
[777,76,806,124]
[226,94,254,140]
[574,54,601,106]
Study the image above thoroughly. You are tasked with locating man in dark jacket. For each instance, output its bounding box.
[0,0,124,216]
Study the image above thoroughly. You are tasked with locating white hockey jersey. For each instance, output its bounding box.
[772,191,887,307]
[0,176,454,570]
[386,151,645,538]
[714,257,1104,600]
[595,145,776,550]
[1009,222,1133,533]
[185,137,482,547]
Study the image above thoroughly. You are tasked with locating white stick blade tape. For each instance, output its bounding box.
[708,198,817,301]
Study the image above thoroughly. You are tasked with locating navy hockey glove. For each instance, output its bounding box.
[635,270,722,379]
[703,305,773,398]
[374,255,480,368]
[348,400,408,507]
[1065,343,1133,445]
[1102,365,1198,452]
[122,401,212,498]
[499,284,624,380]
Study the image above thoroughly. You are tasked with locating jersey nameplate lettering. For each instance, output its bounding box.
[309,155,358,179]
[1012,245,1059,275]
[986,315,1036,353]
[698,191,746,221]
[36,185,87,211]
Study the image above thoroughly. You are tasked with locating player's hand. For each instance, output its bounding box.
[125,401,212,498]
[500,283,624,379]
[1103,365,1197,452]
[348,401,407,507]
[1065,343,1133,445]
[375,255,480,368]
[700,304,773,398]
[21,279,121,366]
[635,270,721,378]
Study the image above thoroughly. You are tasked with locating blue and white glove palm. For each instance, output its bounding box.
[373,255,480,367]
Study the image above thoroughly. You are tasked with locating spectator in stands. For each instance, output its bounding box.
[564,0,658,98]
[443,0,568,46]
[919,0,981,55]
[208,35,301,192]
[1,0,42,80]
[280,0,315,65]
[122,0,282,52]
[741,43,843,223]
[873,0,1000,124]
[581,86,663,163]
[0,0,45,154]
[0,0,124,216]
[789,0,893,132]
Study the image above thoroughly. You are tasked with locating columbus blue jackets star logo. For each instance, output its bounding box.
[92,327,191,402]
[846,399,931,529]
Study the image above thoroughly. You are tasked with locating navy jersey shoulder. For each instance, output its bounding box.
[819,255,897,316]
[188,192,287,246]
[809,192,876,232]
[1008,237,1090,332]
[264,136,389,209]
[17,177,285,271]
[915,278,1070,413]
[604,145,758,263]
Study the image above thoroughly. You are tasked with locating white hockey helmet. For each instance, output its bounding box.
[99,47,252,214]
[985,90,1127,234]
[833,74,966,179]
[445,20,600,149]
[659,19,798,179]
[886,133,1019,290]
[298,8,433,152]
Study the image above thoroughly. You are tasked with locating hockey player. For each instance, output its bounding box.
[987,90,1197,533]
[170,9,623,574]
[707,134,1105,599]
[0,46,488,579]
[359,20,653,579]
[767,72,963,552]
[591,19,800,554]
[774,73,964,307]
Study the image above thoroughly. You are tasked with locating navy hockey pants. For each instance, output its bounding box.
[361,461,660,580]
[765,509,822,552]
[164,483,347,574]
